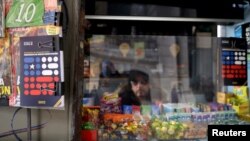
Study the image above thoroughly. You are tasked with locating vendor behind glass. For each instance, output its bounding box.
[119,69,151,106]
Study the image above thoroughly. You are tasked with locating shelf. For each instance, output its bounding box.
[83,77,128,81]
[90,49,158,65]
[85,15,242,24]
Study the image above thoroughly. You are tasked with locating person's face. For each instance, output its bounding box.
[130,79,150,98]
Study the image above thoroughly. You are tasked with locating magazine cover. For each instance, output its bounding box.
[0,32,11,106]
[6,0,61,27]
[6,0,45,27]
[19,35,64,108]
[9,25,62,107]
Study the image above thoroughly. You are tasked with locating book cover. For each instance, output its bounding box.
[19,35,64,108]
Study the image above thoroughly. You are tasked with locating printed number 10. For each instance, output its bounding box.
[15,3,36,23]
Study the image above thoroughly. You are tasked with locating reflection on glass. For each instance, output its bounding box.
[84,35,218,105]
[81,35,250,141]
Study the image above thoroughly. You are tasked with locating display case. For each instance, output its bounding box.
[79,0,250,141]
[81,34,250,140]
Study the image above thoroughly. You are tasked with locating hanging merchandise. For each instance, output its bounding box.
[19,35,64,108]
[43,0,59,11]
[6,0,45,27]
[43,0,62,26]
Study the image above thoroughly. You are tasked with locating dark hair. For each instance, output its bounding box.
[128,70,149,86]
[119,69,151,106]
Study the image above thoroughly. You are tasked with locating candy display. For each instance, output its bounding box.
[81,102,250,141]
[98,113,151,141]
[150,118,188,140]
[184,122,207,139]
[82,106,100,128]
[81,106,100,141]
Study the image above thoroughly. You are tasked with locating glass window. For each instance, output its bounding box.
[85,35,217,104]
[81,35,222,140]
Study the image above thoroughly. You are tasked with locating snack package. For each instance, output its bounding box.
[100,92,122,114]
[151,105,161,116]
[132,105,141,115]
[123,105,132,114]
[141,105,151,116]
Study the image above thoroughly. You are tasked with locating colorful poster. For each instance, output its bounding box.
[0,32,12,106]
[20,35,64,108]
[6,0,44,27]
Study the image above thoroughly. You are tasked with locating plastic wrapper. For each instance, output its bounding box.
[100,92,122,114]
[123,105,132,114]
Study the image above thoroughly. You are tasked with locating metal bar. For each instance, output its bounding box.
[85,15,242,23]
[27,108,32,141]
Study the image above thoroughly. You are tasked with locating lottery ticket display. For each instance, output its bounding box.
[20,35,64,108]
[220,37,247,86]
